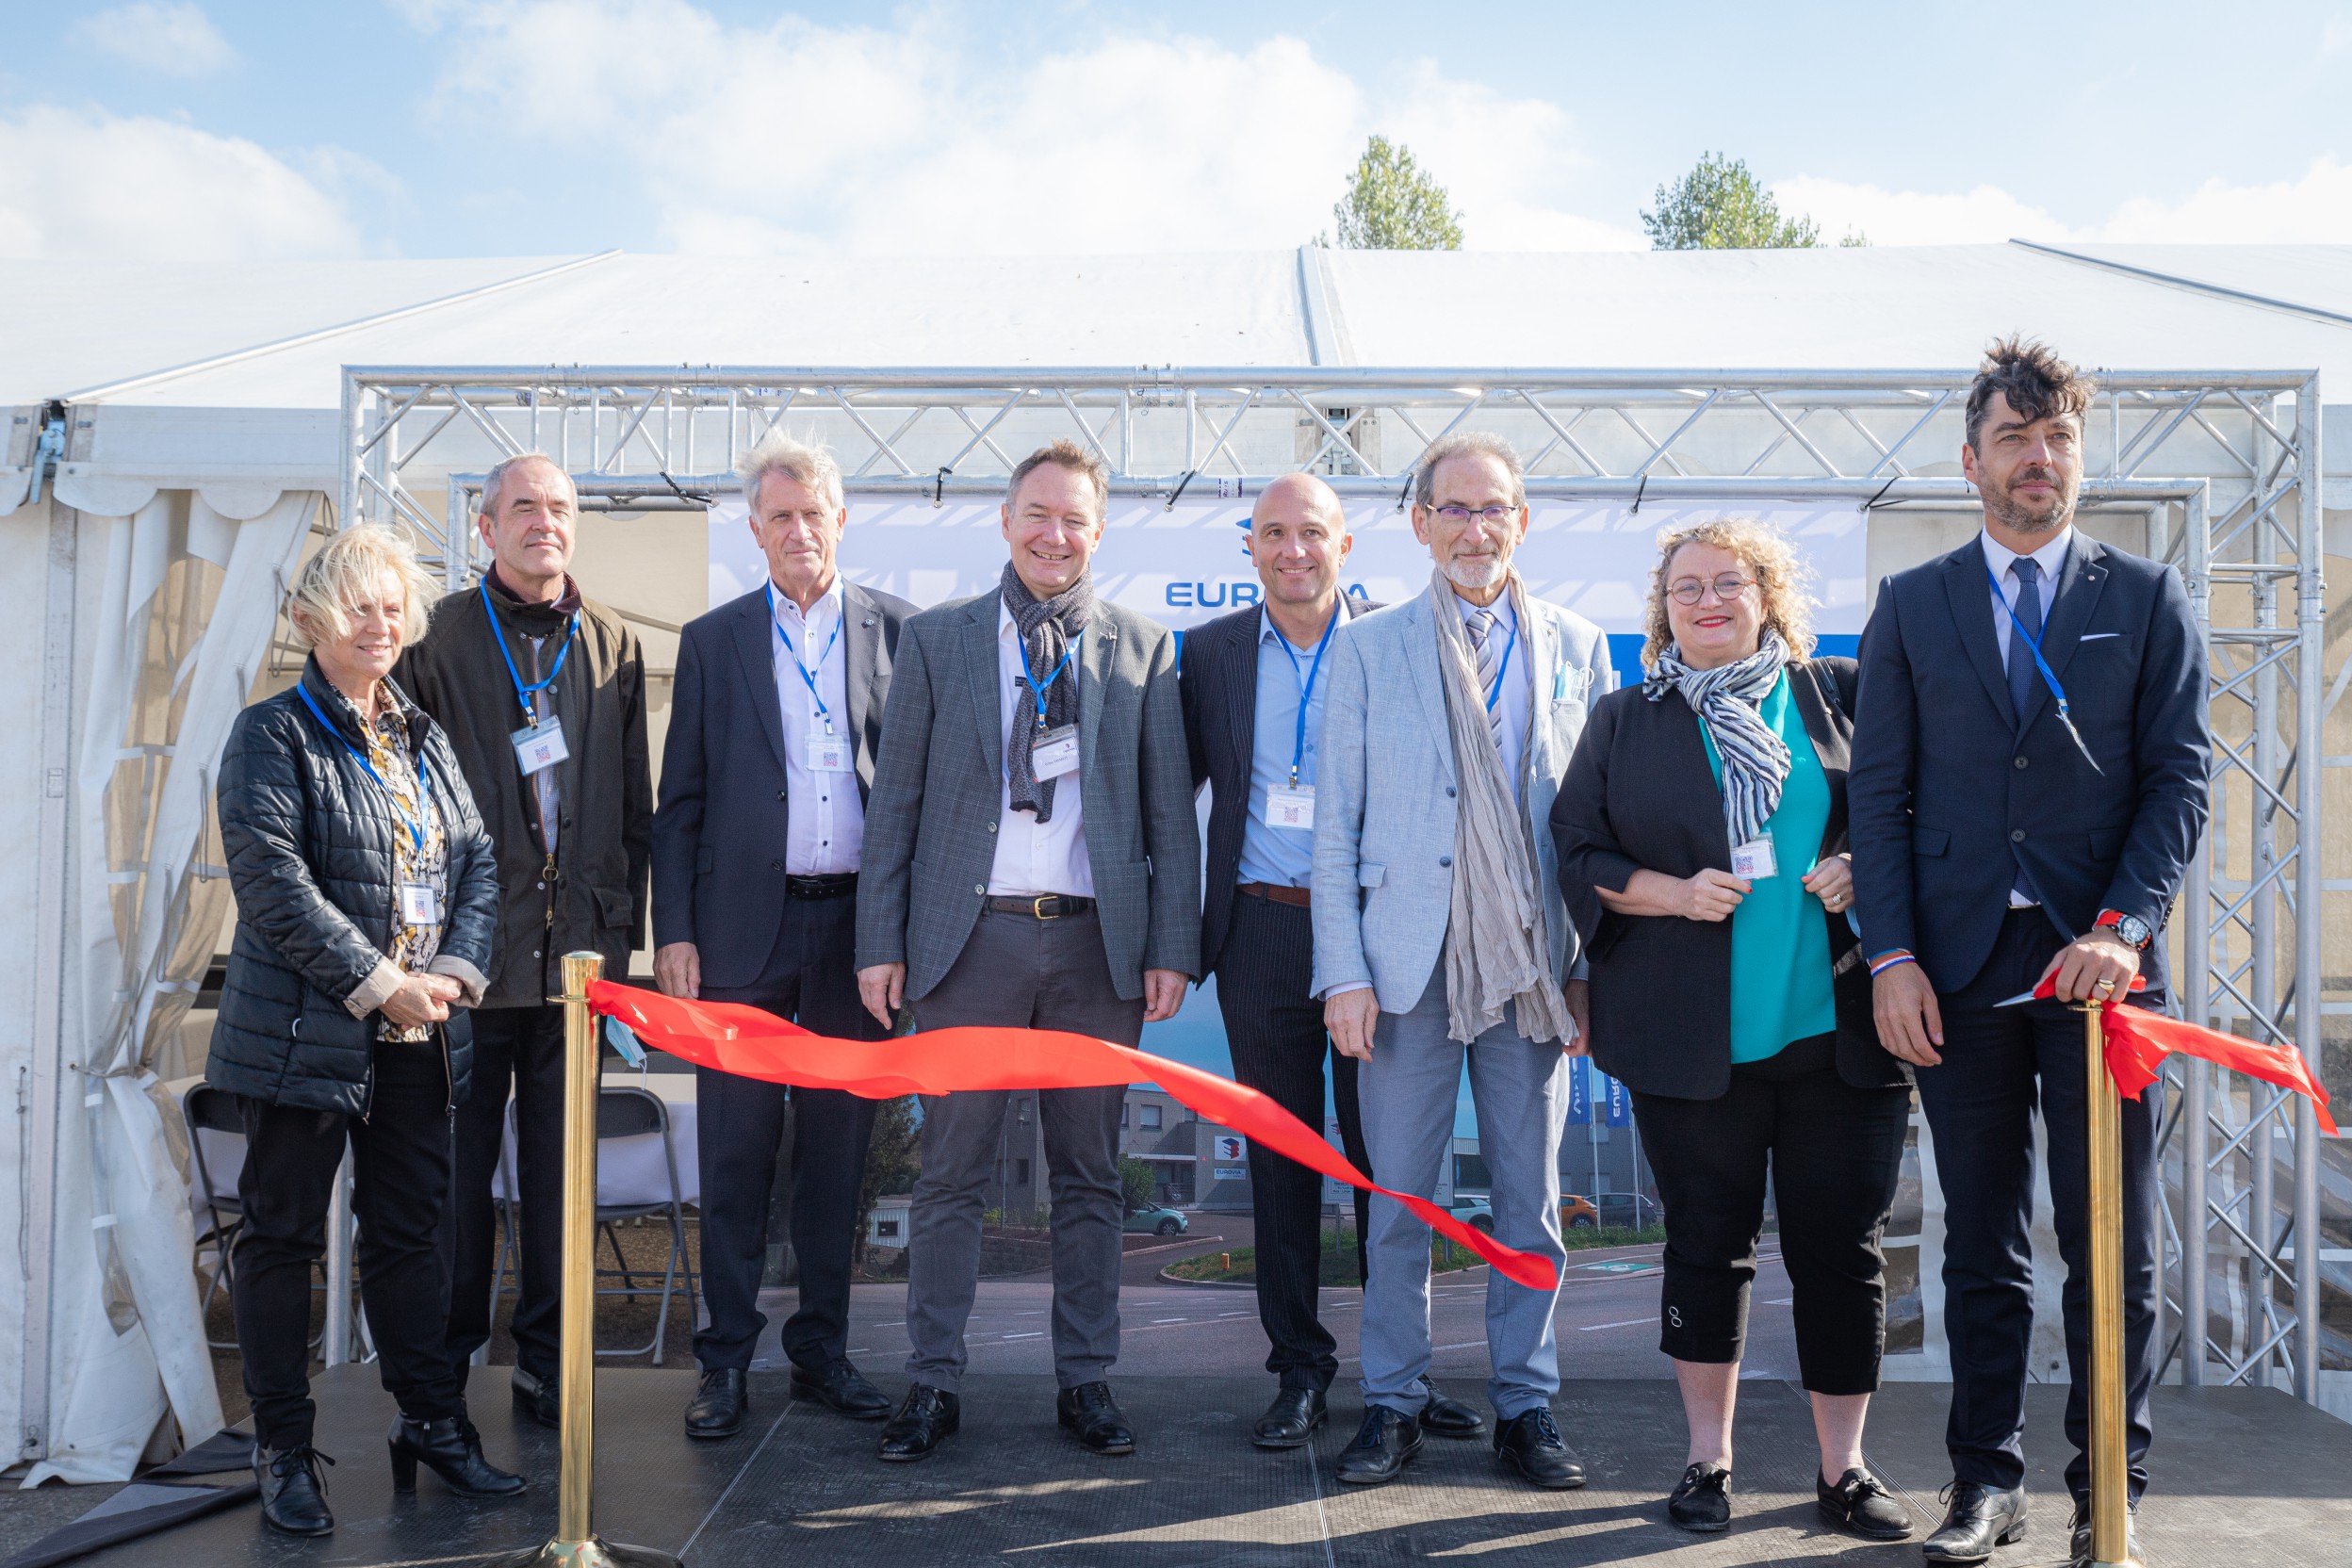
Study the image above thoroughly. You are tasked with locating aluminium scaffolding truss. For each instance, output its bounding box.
[338,364,2336,1400]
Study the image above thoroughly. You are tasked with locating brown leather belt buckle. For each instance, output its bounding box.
[1240,880,1312,908]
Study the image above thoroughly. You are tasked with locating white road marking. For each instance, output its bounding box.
[1577,1316,1658,1332]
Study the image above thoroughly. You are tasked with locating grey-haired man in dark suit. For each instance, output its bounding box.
[857,439,1200,1463]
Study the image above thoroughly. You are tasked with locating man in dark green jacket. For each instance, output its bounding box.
[396,452,653,1424]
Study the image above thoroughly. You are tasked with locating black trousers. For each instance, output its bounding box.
[445,1004,565,1383]
[1212,890,1373,1392]
[1916,907,2160,1503]
[230,1036,466,1449]
[695,891,883,1373]
[1631,1033,1910,1396]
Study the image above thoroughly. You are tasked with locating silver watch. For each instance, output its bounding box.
[2106,914,2153,950]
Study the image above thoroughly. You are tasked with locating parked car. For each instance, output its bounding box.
[1564,1192,1662,1229]
[1560,1194,1599,1231]
[1122,1203,1188,1236]
[1447,1195,1495,1234]
[1450,1195,1602,1233]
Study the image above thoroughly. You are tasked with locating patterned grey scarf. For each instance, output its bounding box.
[1644,631,1792,849]
[1002,561,1094,824]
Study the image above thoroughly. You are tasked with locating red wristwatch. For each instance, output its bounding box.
[2095,910,2154,950]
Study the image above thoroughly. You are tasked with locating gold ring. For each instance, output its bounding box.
[2093,978,2116,995]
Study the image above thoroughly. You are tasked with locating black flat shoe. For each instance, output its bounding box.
[878,1384,959,1462]
[1922,1481,2027,1564]
[387,1413,526,1497]
[683,1367,748,1440]
[1667,1462,1731,1532]
[791,1358,890,1419]
[1056,1380,1135,1455]
[511,1367,558,1429]
[1418,1379,1488,1440]
[1494,1407,1585,1489]
[1251,1387,1328,1449]
[253,1442,335,1537]
[1334,1407,1421,1486]
[1818,1467,1912,1541]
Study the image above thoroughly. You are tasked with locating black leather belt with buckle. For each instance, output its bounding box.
[984,893,1096,920]
[786,874,858,900]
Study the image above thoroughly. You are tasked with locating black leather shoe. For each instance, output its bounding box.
[1667,1462,1731,1532]
[253,1442,335,1537]
[791,1358,890,1420]
[511,1367,558,1429]
[1251,1387,1328,1449]
[1417,1379,1488,1440]
[387,1413,526,1496]
[877,1384,959,1462]
[1922,1481,2028,1564]
[1494,1407,1586,1490]
[2066,1501,2138,1567]
[1056,1381,1136,1455]
[683,1367,748,1440]
[1818,1467,1912,1541]
[1334,1407,1422,1486]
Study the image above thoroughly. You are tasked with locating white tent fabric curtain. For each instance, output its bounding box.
[27,489,316,1486]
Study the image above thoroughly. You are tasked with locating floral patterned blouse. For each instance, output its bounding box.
[361,695,447,1043]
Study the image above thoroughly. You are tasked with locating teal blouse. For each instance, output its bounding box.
[1694,670,1838,1063]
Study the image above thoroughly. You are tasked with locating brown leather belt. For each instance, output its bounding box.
[984,893,1096,920]
[1237,881,1311,908]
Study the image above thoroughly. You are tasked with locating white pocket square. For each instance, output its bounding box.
[2078,632,2121,641]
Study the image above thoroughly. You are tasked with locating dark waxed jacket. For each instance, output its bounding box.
[394,576,651,1006]
[207,659,499,1116]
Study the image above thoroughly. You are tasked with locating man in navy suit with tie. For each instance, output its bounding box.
[1850,339,2209,1567]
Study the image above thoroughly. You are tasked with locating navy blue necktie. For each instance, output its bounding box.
[2005,556,2044,726]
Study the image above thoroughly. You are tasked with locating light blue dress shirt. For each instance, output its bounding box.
[1456,590,1528,795]
[1236,596,1352,888]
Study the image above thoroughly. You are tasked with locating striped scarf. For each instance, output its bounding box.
[1644,633,1792,850]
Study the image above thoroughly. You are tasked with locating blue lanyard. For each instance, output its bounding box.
[480,580,577,725]
[296,682,432,853]
[1482,612,1519,713]
[766,583,844,732]
[1015,628,1081,730]
[1985,563,2104,773]
[1272,603,1341,786]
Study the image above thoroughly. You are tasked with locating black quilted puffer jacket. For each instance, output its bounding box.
[207,658,499,1116]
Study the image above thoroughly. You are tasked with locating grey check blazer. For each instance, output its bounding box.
[855,588,1201,1003]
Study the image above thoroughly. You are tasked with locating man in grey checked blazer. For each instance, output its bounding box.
[857,440,1200,1463]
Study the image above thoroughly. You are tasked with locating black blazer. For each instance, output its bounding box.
[651,580,914,990]
[1550,657,1907,1100]
[1178,596,1382,977]
[1847,536,2209,998]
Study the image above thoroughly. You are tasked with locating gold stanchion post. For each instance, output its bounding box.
[2079,1000,2139,1568]
[496,952,683,1568]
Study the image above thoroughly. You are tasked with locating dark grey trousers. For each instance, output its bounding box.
[904,907,1144,1393]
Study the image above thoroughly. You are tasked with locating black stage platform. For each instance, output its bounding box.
[41,1365,2352,1566]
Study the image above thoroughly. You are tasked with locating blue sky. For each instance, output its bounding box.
[6,1,2352,259]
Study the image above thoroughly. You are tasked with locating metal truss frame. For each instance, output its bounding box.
[338,365,2334,1400]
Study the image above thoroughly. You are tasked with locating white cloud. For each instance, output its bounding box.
[73,3,237,77]
[1770,176,2071,247]
[2099,157,2352,243]
[0,106,365,260]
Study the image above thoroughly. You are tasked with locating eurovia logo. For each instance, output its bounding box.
[1164,580,1371,610]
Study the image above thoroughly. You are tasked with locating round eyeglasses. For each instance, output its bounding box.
[1668,574,1756,606]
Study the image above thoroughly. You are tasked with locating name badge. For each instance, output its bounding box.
[1265,784,1316,831]
[511,716,568,776]
[399,882,442,925]
[1730,837,1778,881]
[806,729,853,773]
[1030,724,1080,780]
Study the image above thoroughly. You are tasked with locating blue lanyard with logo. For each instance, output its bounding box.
[766,583,844,732]
[296,682,432,852]
[1985,563,2102,773]
[1015,628,1080,730]
[1481,611,1519,714]
[480,579,578,725]
[1274,603,1341,787]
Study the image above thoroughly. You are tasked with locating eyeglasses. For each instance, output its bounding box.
[1668,574,1756,606]
[1429,504,1516,524]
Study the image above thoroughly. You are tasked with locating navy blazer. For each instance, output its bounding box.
[1847,535,2209,998]
[651,580,914,990]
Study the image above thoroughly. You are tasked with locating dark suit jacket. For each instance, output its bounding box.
[1178,596,1382,977]
[1847,535,2209,998]
[1551,658,1905,1100]
[651,580,914,990]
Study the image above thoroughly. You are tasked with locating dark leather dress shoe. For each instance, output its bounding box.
[253,1442,335,1537]
[1417,1379,1488,1440]
[878,1384,960,1462]
[1668,1462,1731,1532]
[2066,1501,2138,1567]
[387,1413,526,1496]
[1922,1481,2028,1564]
[1818,1467,1912,1541]
[1056,1381,1136,1455]
[511,1367,558,1429]
[683,1367,748,1440]
[1251,1387,1328,1449]
[791,1358,890,1419]
[1494,1407,1585,1490]
[1334,1407,1422,1486]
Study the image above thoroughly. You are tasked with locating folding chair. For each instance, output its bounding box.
[591,1085,698,1364]
[182,1084,246,1350]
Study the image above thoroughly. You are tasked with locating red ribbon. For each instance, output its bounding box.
[588,981,1561,1289]
[2023,975,2338,1135]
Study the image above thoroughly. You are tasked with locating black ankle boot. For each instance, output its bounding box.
[253,1442,335,1536]
[387,1413,527,1496]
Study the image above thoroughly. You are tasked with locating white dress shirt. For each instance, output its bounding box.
[770,578,862,875]
[988,600,1093,897]
[1457,588,1531,793]
[1979,525,2074,665]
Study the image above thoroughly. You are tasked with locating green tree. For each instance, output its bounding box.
[853,1097,921,1270]
[1331,134,1464,250]
[1642,152,1832,250]
[1118,1155,1157,1210]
